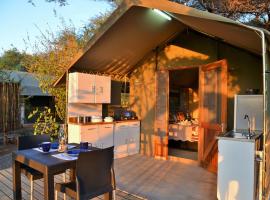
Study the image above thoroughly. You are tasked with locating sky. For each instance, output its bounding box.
[0,0,112,55]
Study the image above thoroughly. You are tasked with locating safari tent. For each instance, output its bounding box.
[55,0,270,198]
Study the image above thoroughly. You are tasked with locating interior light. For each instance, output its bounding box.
[153,9,172,21]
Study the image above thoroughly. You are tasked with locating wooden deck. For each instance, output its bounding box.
[114,154,217,200]
[0,153,145,200]
[0,146,217,200]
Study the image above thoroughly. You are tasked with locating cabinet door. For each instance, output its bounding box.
[114,123,129,158]
[95,75,111,103]
[68,73,77,103]
[77,73,96,103]
[80,125,99,145]
[127,121,140,155]
[68,124,81,143]
[98,124,114,148]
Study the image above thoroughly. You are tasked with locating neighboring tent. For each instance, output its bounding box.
[2,70,51,96]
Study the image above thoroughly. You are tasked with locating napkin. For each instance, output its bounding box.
[33,148,58,153]
[52,153,78,161]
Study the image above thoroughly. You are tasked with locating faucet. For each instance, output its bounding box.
[244,114,253,139]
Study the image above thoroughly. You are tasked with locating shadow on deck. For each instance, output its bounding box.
[114,154,217,200]
[0,153,146,200]
[0,147,216,200]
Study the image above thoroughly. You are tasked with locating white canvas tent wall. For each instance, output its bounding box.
[54,0,270,199]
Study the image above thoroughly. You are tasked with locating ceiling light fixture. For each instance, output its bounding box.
[153,9,172,21]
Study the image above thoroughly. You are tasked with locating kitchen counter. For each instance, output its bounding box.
[217,130,262,143]
[217,129,262,200]
[115,120,140,123]
[68,119,140,126]
[68,119,141,159]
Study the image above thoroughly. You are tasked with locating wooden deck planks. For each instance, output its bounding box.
[0,153,145,200]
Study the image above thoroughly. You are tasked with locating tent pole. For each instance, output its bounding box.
[65,70,69,141]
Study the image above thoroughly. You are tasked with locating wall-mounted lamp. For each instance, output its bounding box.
[153,9,172,21]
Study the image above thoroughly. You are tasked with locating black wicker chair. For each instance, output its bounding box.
[18,134,66,200]
[55,146,116,200]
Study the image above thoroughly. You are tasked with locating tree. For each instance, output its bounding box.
[0,48,27,71]
[171,0,270,30]
[34,0,270,30]
[23,13,111,121]
[28,0,120,6]
[28,107,60,140]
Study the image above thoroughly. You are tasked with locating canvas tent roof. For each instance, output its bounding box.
[2,70,51,96]
[54,0,270,86]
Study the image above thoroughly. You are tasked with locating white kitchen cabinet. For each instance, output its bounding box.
[68,120,140,159]
[95,75,111,103]
[68,73,95,103]
[80,125,99,144]
[68,72,111,103]
[114,121,140,158]
[217,135,261,200]
[68,124,113,148]
[114,123,129,158]
[99,124,114,148]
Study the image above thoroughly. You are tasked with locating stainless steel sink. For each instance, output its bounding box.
[224,131,252,139]
[231,132,248,139]
[217,130,262,141]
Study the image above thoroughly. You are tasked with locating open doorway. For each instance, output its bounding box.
[168,67,199,161]
[155,60,227,172]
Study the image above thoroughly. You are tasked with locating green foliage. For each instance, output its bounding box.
[23,27,80,120]
[78,12,113,46]
[0,48,27,71]
[23,12,111,121]
[28,0,68,6]
[28,107,60,140]
[29,0,121,7]
[0,70,12,82]
[171,0,270,30]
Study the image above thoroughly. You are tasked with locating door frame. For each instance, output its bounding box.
[155,65,200,160]
[155,60,227,163]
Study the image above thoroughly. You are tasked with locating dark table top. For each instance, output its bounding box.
[12,145,98,174]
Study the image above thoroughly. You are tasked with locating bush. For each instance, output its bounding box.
[28,107,60,140]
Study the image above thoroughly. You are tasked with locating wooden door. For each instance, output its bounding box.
[154,69,169,159]
[198,59,228,173]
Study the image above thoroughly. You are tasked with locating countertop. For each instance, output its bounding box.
[69,119,140,126]
[217,130,262,143]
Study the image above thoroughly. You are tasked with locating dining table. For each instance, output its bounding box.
[12,145,113,200]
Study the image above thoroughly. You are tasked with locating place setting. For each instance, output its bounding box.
[52,141,92,161]
[33,141,60,153]
[32,137,90,161]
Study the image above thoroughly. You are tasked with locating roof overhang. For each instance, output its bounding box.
[54,0,270,86]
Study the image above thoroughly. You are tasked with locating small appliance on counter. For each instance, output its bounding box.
[83,116,91,123]
[114,109,137,121]
[104,116,114,122]
[91,116,103,123]
[122,110,137,120]
[69,116,91,123]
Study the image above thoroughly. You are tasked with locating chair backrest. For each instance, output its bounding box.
[17,134,50,150]
[76,146,114,199]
